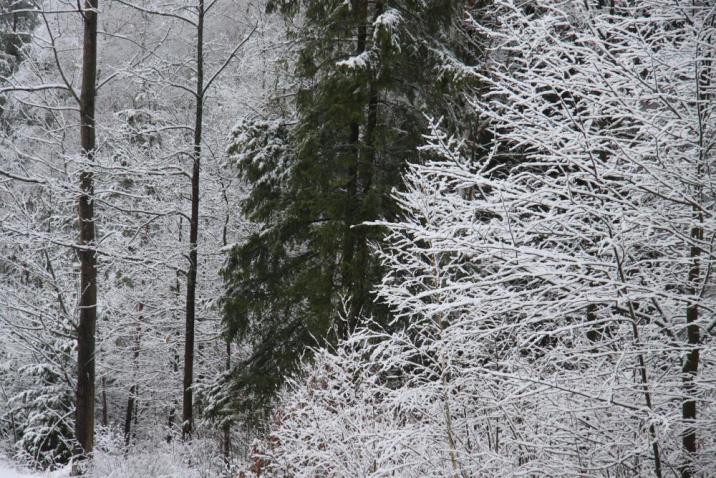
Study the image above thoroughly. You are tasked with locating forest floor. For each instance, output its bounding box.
[0,457,69,478]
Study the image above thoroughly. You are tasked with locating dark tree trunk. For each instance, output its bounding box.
[124,306,142,448]
[223,339,231,470]
[167,401,177,443]
[341,0,368,335]
[681,32,710,475]
[680,211,702,478]
[168,220,181,443]
[349,22,380,322]
[123,384,137,448]
[681,144,705,478]
[343,0,383,329]
[221,190,232,471]
[182,0,204,439]
[133,394,139,441]
[75,0,98,465]
[101,377,108,427]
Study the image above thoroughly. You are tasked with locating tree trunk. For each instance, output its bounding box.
[349,16,380,323]
[681,31,710,475]
[75,0,99,465]
[123,384,137,448]
[168,220,182,443]
[681,238,701,478]
[101,377,108,427]
[221,189,232,471]
[340,0,368,335]
[681,204,702,478]
[124,305,142,448]
[223,339,231,471]
[182,0,204,439]
[167,401,177,443]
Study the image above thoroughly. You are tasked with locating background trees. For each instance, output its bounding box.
[0,0,36,91]
[0,0,276,473]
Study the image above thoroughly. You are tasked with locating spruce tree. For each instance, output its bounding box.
[11,329,75,469]
[0,0,37,116]
[222,0,480,401]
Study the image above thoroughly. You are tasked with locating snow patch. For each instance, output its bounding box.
[0,457,69,478]
[336,50,372,70]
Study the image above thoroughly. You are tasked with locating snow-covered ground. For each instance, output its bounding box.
[0,458,68,478]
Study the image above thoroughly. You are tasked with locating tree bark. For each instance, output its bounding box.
[340,0,368,335]
[343,0,383,328]
[223,339,231,470]
[681,29,710,474]
[101,377,108,427]
[166,401,176,443]
[124,305,142,448]
[677,169,702,475]
[349,18,380,323]
[182,0,204,439]
[75,0,98,464]
[681,246,700,478]
[123,384,137,448]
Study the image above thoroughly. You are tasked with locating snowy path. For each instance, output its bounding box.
[0,458,68,478]
[0,459,37,478]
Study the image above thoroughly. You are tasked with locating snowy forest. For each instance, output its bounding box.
[0,0,715,477]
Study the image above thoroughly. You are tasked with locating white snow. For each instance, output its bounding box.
[0,458,68,478]
[335,50,372,70]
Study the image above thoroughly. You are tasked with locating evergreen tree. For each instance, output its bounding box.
[0,0,37,115]
[0,0,36,71]
[222,0,480,401]
[5,317,76,469]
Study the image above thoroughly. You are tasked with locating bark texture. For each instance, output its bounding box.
[182,0,204,439]
[75,0,99,461]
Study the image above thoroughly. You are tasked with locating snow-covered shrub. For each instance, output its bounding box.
[8,325,76,470]
[89,433,228,478]
[260,325,493,477]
